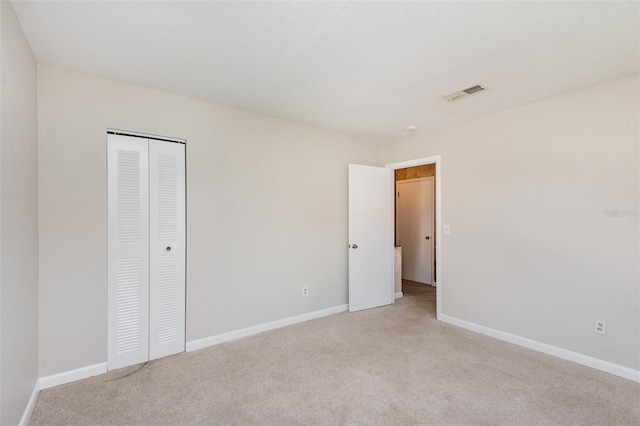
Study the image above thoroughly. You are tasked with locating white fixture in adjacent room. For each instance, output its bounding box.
[396,177,434,285]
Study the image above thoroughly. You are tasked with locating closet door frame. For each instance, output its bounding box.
[107,130,186,371]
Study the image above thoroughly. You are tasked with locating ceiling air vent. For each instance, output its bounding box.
[441,83,489,102]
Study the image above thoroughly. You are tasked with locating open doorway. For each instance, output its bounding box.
[396,168,435,283]
[386,156,441,320]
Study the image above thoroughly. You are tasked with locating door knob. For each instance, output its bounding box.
[350,244,358,249]
[425,236,430,240]
[166,246,172,251]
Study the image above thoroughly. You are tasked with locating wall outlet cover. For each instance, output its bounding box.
[594,319,607,335]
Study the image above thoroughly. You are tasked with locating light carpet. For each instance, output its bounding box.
[30,282,639,425]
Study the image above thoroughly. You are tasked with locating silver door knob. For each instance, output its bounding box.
[425,236,430,240]
[350,244,358,249]
[166,246,172,251]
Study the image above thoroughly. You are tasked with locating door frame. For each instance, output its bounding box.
[385,155,442,320]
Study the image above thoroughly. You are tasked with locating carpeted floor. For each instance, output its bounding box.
[30,281,639,425]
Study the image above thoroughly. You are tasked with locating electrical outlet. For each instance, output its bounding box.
[302,286,309,297]
[594,319,607,335]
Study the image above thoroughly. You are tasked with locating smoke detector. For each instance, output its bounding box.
[441,83,489,102]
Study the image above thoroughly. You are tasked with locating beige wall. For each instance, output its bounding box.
[38,65,380,376]
[0,1,40,424]
[382,76,640,370]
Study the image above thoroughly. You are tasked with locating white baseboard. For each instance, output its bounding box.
[22,308,638,424]
[34,305,350,393]
[439,314,640,383]
[187,304,349,352]
[395,292,403,299]
[18,381,40,426]
[39,362,108,390]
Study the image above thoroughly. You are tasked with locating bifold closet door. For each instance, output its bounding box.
[149,140,186,360]
[107,135,150,370]
[108,134,186,370]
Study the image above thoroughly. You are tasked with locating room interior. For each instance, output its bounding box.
[1,1,638,424]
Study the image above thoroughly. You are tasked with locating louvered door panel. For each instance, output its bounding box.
[107,134,150,370]
[149,140,186,360]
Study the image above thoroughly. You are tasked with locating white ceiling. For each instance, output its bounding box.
[12,1,640,140]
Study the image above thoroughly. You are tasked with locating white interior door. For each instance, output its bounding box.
[149,140,186,360]
[396,178,434,285]
[348,164,394,312]
[108,135,150,370]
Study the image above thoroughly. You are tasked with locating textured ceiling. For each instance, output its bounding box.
[12,1,640,140]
